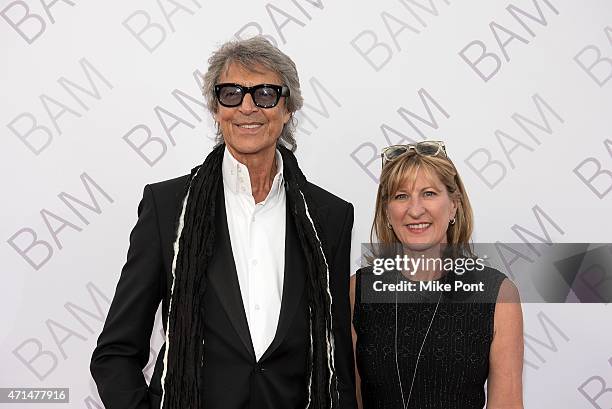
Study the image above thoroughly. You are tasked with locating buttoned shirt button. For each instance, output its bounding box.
[254,304,260,311]
[252,259,258,266]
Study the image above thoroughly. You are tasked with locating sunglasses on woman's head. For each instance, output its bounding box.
[381,141,447,168]
[214,83,290,108]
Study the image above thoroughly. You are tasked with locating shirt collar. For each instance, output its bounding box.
[222,147,284,203]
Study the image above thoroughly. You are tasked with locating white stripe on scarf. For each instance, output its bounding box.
[160,168,200,409]
[299,190,339,408]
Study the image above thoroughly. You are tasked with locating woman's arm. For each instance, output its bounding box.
[350,275,363,409]
[486,278,524,409]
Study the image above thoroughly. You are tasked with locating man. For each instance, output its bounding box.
[90,36,356,409]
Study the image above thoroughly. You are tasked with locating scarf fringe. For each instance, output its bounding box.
[299,189,338,407]
[161,165,201,409]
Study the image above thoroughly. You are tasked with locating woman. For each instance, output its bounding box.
[350,141,523,409]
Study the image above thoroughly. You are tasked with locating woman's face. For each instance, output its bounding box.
[215,63,290,160]
[386,168,457,251]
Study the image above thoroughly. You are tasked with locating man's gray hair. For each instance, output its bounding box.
[202,36,304,151]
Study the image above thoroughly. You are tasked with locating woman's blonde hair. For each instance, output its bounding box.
[371,149,474,255]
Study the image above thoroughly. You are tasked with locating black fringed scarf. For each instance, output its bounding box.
[160,143,339,409]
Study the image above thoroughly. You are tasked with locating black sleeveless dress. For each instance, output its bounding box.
[353,266,507,409]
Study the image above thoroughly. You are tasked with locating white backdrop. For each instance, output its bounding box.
[1,0,611,407]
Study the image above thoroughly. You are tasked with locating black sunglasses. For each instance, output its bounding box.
[214,83,290,108]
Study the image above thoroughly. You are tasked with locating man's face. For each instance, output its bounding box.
[215,63,290,161]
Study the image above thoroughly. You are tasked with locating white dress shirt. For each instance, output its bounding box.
[222,147,286,361]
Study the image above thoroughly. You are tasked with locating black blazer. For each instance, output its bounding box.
[90,174,356,409]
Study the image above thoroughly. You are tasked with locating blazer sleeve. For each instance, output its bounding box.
[331,202,358,409]
[90,184,165,409]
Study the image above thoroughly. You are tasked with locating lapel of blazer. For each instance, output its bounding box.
[207,184,256,360]
[260,184,330,361]
[259,204,305,361]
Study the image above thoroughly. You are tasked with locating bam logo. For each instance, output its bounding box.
[1,0,78,44]
[7,58,113,156]
[459,0,559,82]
